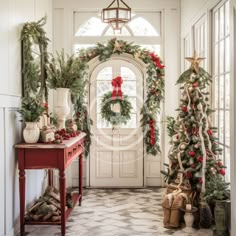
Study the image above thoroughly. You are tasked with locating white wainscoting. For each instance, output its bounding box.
[0,0,53,235]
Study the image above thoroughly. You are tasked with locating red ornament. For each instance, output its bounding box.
[182,106,188,112]
[199,178,203,184]
[219,169,226,176]
[197,156,203,163]
[189,150,196,157]
[207,129,213,136]
[217,161,223,166]
[186,172,192,179]
[191,164,196,168]
[193,82,199,88]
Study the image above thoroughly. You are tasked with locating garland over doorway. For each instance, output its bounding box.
[78,38,165,155]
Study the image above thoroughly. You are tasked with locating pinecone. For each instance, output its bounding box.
[199,202,213,228]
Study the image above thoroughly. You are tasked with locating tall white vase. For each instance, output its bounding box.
[54,88,70,129]
[23,122,40,143]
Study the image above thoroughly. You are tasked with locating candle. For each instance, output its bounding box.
[186,204,192,211]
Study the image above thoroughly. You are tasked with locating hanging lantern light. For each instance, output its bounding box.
[101,0,131,31]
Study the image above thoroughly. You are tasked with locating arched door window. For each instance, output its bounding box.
[73,12,162,55]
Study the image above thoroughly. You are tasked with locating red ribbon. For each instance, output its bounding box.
[148,119,156,146]
[149,52,165,69]
[111,76,123,100]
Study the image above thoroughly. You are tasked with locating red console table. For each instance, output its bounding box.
[15,133,86,236]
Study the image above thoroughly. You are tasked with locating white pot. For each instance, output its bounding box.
[54,88,70,129]
[23,122,40,143]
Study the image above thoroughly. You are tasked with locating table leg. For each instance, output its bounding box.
[48,169,53,187]
[19,169,25,236]
[79,154,83,206]
[59,170,66,236]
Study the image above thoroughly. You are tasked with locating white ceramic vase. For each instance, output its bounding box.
[54,88,70,129]
[23,122,40,143]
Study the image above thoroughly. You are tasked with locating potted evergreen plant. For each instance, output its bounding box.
[204,175,230,236]
[18,97,45,143]
[47,50,87,129]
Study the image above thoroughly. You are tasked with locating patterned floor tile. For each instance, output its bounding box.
[23,188,213,236]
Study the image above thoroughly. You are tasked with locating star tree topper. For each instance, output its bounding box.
[185,50,205,73]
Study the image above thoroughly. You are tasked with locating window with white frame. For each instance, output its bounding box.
[193,15,207,70]
[72,11,162,56]
[212,0,230,182]
[184,33,192,70]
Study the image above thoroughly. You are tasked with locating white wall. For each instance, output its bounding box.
[52,0,181,187]
[181,0,236,235]
[0,1,52,235]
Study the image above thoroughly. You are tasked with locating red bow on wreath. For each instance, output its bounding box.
[148,119,156,146]
[111,76,123,100]
[149,52,165,69]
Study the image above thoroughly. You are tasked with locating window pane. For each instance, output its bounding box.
[225,73,230,109]
[219,76,224,109]
[121,67,136,80]
[97,67,112,81]
[140,45,161,55]
[214,76,219,108]
[225,1,230,36]
[128,17,159,36]
[97,81,112,97]
[122,81,136,96]
[220,6,225,39]
[214,110,219,137]
[75,17,107,36]
[219,111,224,143]
[97,113,112,128]
[74,44,96,54]
[214,44,219,76]
[219,41,225,74]
[225,111,230,146]
[225,147,230,182]
[128,97,137,113]
[225,37,230,72]
[104,26,131,36]
[214,11,219,42]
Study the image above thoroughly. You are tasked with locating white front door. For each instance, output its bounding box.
[89,58,144,187]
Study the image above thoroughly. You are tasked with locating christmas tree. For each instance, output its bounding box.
[162,52,226,195]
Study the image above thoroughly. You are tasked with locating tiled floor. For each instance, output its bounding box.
[22,188,213,236]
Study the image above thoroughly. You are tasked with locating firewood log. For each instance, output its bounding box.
[43,212,54,221]
[51,216,61,222]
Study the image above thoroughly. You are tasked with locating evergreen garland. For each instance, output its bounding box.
[101,92,132,126]
[78,38,165,156]
[21,16,49,102]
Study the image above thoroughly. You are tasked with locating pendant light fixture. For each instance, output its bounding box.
[101,0,131,31]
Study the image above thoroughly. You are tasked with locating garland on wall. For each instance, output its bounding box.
[78,38,165,155]
[21,16,49,102]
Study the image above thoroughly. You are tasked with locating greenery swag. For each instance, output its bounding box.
[101,91,132,126]
[21,16,49,102]
[78,38,165,155]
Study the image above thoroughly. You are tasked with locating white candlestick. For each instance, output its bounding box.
[186,204,192,211]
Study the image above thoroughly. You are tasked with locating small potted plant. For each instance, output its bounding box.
[47,50,87,129]
[18,97,45,143]
[204,175,230,236]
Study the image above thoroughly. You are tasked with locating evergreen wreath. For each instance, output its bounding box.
[101,91,132,126]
